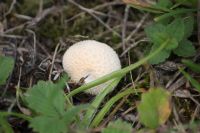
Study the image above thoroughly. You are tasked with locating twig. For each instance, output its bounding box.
[126,13,149,42]
[169,77,186,93]
[0,34,25,39]
[122,6,130,51]
[121,6,130,83]
[128,51,135,89]
[172,103,187,133]
[37,41,51,57]
[48,42,60,81]
[120,38,149,57]
[5,0,16,16]
[68,0,121,38]
[5,6,64,34]
[26,29,37,69]
[38,0,44,15]
[4,23,27,34]
[13,13,32,20]
[166,71,182,89]
[190,106,200,123]
[65,1,123,23]
[189,93,200,107]
[121,106,135,116]
[27,6,63,27]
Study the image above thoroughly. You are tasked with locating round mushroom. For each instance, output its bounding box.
[62,40,121,95]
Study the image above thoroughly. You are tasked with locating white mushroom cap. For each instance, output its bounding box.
[62,40,121,95]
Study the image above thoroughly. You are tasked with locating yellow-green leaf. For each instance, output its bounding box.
[138,88,171,129]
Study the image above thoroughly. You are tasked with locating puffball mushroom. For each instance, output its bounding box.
[62,40,121,95]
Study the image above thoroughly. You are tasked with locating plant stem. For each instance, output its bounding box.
[0,111,31,121]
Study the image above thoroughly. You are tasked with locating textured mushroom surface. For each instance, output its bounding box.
[62,40,121,95]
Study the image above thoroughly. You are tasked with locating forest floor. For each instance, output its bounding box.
[0,0,200,132]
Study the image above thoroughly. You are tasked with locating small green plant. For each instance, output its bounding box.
[180,60,200,92]
[145,17,196,64]
[102,119,132,133]
[125,0,197,64]
[0,56,14,86]
[26,81,69,133]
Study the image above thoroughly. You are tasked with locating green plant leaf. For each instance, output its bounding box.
[175,0,197,6]
[138,88,171,129]
[0,56,14,86]
[102,119,132,133]
[156,0,173,8]
[25,81,66,116]
[145,23,165,44]
[182,59,200,73]
[0,111,31,121]
[183,16,194,38]
[173,40,196,57]
[145,18,185,64]
[26,78,88,133]
[166,18,185,42]
[154,8,196,22]
[148,45,171,64]
[26,80,66,132]
[30,105,88,133]
[163,37,178,50]
[179,68,200,92]
[145,23,178,49]
[30,116,67,133]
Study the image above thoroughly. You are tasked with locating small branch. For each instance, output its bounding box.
[5,0,16,16]
[65,1,123,23]
[122,6,130,51]
[26,29,37,69]
[68,0,121,38]
[126,13,149,41]
[48,42,60,81]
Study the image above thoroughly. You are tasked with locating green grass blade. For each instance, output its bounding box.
[90,87,141,127]
[179,68,200,92]
[82,77,122,127]
[128,5,167,13]
[66,39,170,98]
[154,8,196,21]
[0,116,14,133]
[0,112,31,121]
[182,59,200,73]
